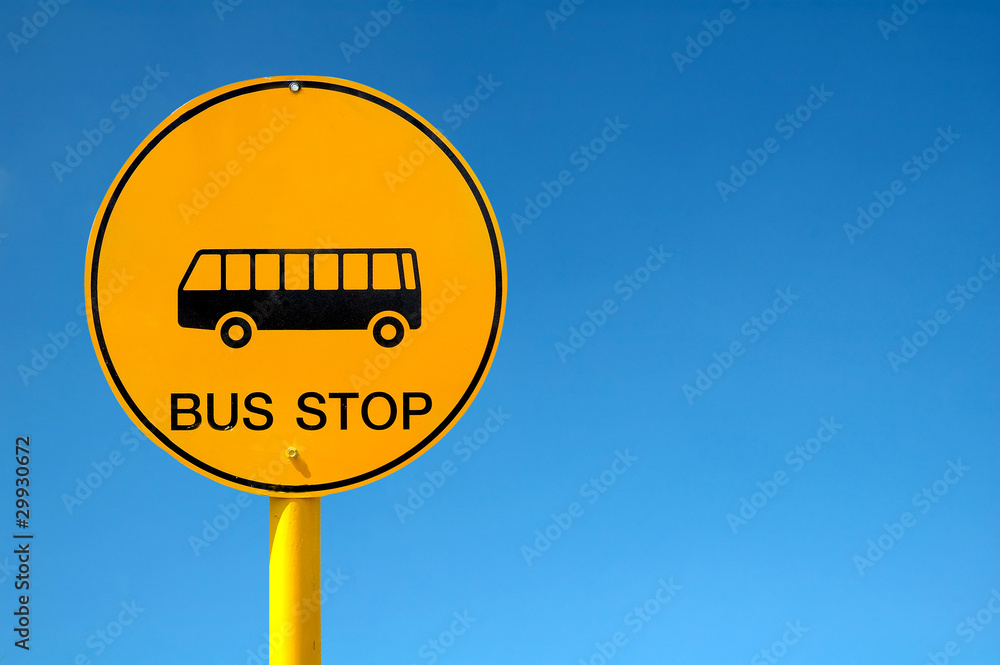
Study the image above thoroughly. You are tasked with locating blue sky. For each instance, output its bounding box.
[2,0,999,663]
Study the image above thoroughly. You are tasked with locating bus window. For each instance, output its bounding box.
[255,254,280,290]
[314,253,339,289]
[183,253,221,290]
[284,253,309,290]
[373,253,401,290]
[343,254,368,290]
[226,254,250,290]
[401,252,416,290]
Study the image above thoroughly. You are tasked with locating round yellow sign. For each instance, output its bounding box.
[85,76,506,496]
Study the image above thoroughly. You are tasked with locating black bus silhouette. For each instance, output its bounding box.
[178,248,421,349]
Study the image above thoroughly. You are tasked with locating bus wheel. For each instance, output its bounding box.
[372,314,405,348]
[219,313,254,349]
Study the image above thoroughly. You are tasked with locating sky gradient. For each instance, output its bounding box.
[1,1,999,663]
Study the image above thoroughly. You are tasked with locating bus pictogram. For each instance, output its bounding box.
[178,248,421,349]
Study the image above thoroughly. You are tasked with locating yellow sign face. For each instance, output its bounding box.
[85,76,506,496]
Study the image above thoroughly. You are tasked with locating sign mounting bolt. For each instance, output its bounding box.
[289,81,301,93]
[287,447,298,459]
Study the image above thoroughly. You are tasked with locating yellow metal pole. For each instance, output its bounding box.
[269,497,322,664]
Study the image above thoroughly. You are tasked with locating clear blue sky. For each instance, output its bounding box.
[2,0,999,663]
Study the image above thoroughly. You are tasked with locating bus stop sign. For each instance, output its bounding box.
[85,76,506,496]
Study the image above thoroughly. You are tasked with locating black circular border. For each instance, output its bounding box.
[90,79,504,494]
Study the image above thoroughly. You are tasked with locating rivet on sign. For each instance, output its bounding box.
[287,447,298,458]
[289,81,301,93]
